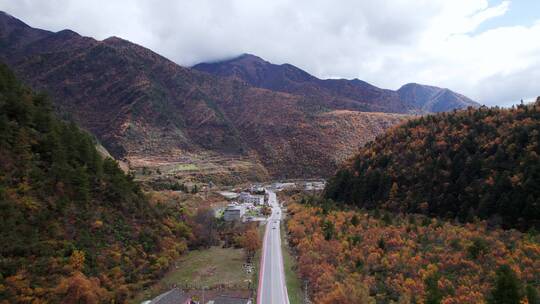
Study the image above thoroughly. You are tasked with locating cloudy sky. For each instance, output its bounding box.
[1,0,538,106]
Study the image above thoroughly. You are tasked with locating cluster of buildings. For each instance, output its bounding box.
[222,191,266,222]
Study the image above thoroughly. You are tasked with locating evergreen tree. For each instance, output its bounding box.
[488,265,522,304]
[425,272,443,304]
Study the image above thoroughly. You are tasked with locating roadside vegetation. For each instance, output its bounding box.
[284,195,540,303]
[133,199,262,302]
[280,220,304,304]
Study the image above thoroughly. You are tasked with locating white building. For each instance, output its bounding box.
[239,192,265,205]
[305,181,326,191]
[249,184,265,193]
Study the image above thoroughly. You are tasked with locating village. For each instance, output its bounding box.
[141,180,325,304]
[217,181,325,223]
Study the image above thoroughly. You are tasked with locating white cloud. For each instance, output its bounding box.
[0,0,538,105]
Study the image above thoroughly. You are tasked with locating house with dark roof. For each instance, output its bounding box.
[148,288,191,304]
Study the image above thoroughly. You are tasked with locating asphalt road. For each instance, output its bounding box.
[257,189,290,304]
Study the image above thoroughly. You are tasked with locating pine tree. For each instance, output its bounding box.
[425,272,443,304]
[488,265,522,304]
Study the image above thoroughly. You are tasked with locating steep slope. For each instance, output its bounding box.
[325,102,540,230]
[194,54,409,113]
[0,11,50,51]
[0,63,189,303]
[193,54,479,113]
[398,83,478,112]
[0,12,409,179]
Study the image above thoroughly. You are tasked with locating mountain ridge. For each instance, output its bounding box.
[0,12,476,181]
[193,53,480,114]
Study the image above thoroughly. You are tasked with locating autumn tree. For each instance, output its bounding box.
[54,272,106,304]
[69,250,85,272]
[239,227,261,259]
[320,276,375,304]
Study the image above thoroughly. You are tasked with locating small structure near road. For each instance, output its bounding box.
[249,184,265,193]
[305,181,326,191]
[272,182,296,190]
[147,288,191,304]
[238,192,264,205]
[223,205,246,221]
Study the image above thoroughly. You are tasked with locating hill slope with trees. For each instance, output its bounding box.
[283,198,540,303]
[325,101,540,230]
[0,11,412,179]
[0,63,190,303]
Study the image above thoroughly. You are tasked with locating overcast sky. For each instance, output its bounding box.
[1,0,539,106]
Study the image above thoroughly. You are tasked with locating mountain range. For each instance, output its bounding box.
[0,11,479,180]
[193,53,479,113]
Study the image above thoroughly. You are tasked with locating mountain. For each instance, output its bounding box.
[193,53,480,113]
[0,63,189,303]
[397,83,478,113]
[0,12,408,179]
[325,101,540,230]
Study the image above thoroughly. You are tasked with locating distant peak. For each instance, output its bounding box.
[232,53,267,64]
[56,29,80,38]
[238,53,262,59]
[102,36,135,48]
[0,10,30,27]
[398,82,440,91]
[103,36,126,43]
[192,53,268,68]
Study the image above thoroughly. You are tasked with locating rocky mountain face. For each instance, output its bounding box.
[0,12,409,180]
[194,54,480,114]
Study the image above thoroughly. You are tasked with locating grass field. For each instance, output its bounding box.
[132,246,253,303]
[281,221,304,304]
[164,246,251,289]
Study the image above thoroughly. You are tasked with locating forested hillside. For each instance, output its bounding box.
[0,63,189,303]
[325,102,540,230]
[284,199,540,303]
[0,12,409,180]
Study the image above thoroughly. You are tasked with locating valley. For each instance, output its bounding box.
[0,11,473,182]
[1,6,539,304]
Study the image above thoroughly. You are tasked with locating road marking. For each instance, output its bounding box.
[258,189,290,304]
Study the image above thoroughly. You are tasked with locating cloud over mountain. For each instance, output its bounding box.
[1,0,538,105]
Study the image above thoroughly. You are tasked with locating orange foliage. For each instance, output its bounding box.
[286,202,540,302]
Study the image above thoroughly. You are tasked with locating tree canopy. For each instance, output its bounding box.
[0,63,189,303]
[326,104,540,230]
